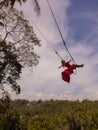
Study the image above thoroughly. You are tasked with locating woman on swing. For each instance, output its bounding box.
[59,59,84,83]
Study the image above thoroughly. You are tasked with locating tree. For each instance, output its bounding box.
[0,0,40,16]
[0,7,41,94]
[0,95,22,130]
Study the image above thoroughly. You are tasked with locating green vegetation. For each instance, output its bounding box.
[1,97,98,130]
[0,7,40,95]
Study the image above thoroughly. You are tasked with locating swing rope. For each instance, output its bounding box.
[31,20,63,60]
[47,0,76,63]
[21,6,63,60]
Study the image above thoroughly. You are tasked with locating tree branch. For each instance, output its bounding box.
[13,38,24,45]
[3,20,19,42]
[0,0,8,9]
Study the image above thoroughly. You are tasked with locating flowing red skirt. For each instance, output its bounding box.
[61,71,70,83]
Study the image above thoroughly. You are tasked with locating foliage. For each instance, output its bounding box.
[0,0,40,16]
[1,99,98,129]
[9,99,98,130]
[0,96,22,130]
[0,8,40,94]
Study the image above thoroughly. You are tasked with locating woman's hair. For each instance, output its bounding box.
[61,60,65,66]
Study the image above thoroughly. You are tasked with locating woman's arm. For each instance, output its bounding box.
[75,64,84,68]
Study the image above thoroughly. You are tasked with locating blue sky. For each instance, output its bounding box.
[11,0,98,101]
[67,0,98,46]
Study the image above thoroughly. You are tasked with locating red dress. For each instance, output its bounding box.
[61,62,76,83]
